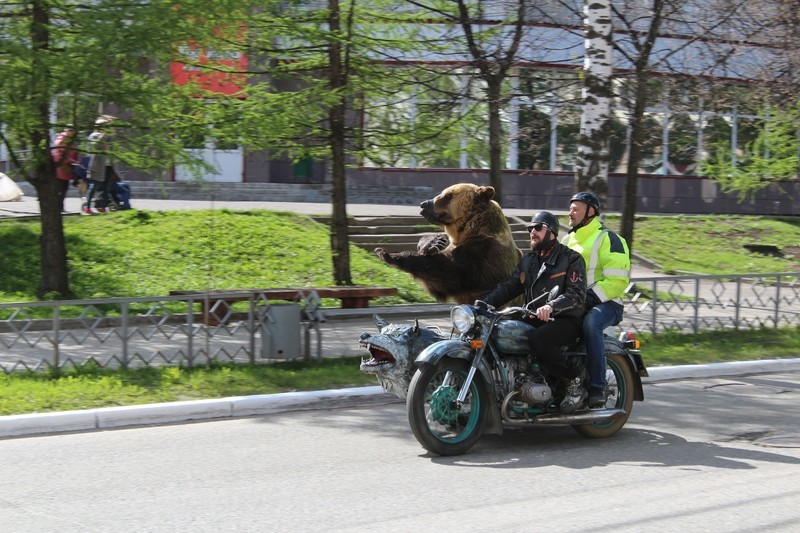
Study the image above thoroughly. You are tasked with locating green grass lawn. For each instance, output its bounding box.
[1,210,798,304]
[0,209,433,305]
[1,209,798,415]
[604,214,800,274]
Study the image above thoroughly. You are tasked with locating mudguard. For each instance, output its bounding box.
[606,343,646,401]
[414,339,504,435]
[626,351,647,401]
[568,337,647,402]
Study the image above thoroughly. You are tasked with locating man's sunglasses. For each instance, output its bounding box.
[527,223,547,233]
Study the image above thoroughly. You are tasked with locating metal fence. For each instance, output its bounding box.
[0,291,327,373]
[621,272,800,334]
[1,272,798,373]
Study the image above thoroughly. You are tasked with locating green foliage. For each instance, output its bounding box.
[0,0,259,296]
[700,107,800,200]
[229,0,466,166]
[0,0,242,176]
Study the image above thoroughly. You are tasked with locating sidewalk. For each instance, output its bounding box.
[1,192,542,219]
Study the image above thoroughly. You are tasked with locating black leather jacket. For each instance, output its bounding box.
[483,241,587,319]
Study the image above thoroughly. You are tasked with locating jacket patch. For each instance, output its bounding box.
[549,271,566,280]
[569,270,582,283]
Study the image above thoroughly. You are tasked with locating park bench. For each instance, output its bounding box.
[169,286,399,325]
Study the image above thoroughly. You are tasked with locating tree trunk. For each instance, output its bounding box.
[575,0,613,198]
[486,81,504,201]
[327,0,352,286]
[620,71,649,253]
[619,0,663,254]
[34,176,72,298]
[30,0,71,297]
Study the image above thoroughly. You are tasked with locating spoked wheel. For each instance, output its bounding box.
[572,352,635,439]
[406,358,488,456]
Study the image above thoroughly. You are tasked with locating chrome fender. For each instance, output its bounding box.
[414,339,504,435]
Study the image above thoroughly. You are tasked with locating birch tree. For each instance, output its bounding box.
[575,0,614,197]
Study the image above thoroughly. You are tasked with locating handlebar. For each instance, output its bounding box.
[473,286,559,319]
[497,306,528,316]
[489,305,555,322]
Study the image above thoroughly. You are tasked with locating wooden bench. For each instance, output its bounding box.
[169,286,399,325]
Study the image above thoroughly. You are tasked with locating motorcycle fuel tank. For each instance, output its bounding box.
[491,319,536,355]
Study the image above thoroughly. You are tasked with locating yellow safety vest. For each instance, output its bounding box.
[561,217,630,305]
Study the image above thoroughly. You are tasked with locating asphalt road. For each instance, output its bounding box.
[1,372,798,532]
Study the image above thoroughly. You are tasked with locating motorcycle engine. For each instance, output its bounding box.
[498,358,552,405]
[516,374,552,404]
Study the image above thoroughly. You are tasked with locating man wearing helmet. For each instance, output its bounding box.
[562,191,631,409]
[482,211,589,413]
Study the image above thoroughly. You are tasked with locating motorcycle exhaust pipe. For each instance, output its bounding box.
[531,409,627,425]
[501,390,627,425]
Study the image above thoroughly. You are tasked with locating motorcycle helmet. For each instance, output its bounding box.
[526,211,560,237]
[569,191,601,216]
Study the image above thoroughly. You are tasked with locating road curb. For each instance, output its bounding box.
[643,357,800,382]
[1,359,798,439]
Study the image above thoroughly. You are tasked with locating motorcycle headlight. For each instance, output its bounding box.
[451,305,476,334]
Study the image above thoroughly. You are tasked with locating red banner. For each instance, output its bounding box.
[170,43,247,96]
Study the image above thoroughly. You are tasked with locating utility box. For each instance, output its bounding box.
[261,303,302,360]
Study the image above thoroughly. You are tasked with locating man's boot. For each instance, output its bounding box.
[560,376,587,413]
[588,387,606,409]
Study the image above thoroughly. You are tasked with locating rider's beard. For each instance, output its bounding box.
[531,231,557,253]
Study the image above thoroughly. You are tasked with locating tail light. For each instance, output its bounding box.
[618,331,640,349]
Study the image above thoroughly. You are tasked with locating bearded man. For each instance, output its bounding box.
[482,211,588,413]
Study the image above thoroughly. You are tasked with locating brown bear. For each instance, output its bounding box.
[375,183,522,304]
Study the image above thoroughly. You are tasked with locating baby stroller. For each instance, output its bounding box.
[72,158,132,211]
[110,177,132,210]
[96,172,132,211]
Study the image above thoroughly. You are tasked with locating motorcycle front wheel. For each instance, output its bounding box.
[572,352,635,439]
[407,358,488,456]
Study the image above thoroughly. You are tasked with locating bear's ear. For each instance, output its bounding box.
[477,185,495,202]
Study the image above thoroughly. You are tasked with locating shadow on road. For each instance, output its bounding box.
[429,427,800,470]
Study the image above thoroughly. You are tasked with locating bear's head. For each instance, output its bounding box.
[420,183,496,226]
[420,183,505,245]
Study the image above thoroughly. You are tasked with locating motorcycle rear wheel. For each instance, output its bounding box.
[407,358,488,456]
[572,352,635,439]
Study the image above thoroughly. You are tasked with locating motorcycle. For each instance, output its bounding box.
[406,287,648,456]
